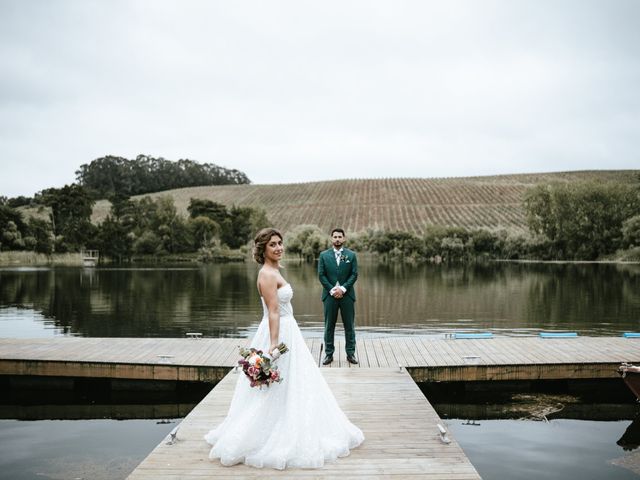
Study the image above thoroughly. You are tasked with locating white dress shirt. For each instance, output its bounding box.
[330,248,347,295]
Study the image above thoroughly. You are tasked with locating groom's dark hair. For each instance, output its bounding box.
[331,228,345,236]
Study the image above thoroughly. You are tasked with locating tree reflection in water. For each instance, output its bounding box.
[0,260,639,338]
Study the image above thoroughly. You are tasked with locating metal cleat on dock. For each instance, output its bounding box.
[186,332,202,339]
[437,423,451,444]
[463,355,481,365]
[157,354,175,364]
[165,426,179,445]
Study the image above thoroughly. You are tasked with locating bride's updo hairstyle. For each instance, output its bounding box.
[253,228,283,264]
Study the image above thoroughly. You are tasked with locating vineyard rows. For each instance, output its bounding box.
[91,171,638,235]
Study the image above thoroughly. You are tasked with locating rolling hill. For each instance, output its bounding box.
[91,170,639,235]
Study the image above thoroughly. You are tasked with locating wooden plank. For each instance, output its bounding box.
[372,338,390,367]
[362,338,380,368]
[407,337,437,367]
[380,337,402,368]
[127,368,481,479]
[395,336,419,368]
[417,338,447,367]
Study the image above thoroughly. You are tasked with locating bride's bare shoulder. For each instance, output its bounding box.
[257,268,279,288]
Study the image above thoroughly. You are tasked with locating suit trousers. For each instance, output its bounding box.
[323,295,356,356]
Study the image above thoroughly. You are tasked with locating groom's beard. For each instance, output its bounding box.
[333,241,343,249]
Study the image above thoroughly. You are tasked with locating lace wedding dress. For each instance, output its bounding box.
[204,283,364,469]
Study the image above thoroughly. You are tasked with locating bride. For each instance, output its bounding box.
[204,228,364,469]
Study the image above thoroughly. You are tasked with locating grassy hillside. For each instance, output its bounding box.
[91,170,639,235]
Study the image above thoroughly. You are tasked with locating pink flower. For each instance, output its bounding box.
[237,344,288,388]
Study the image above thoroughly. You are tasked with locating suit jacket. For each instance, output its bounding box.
[318,248,358,301]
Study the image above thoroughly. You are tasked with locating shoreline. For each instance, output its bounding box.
[0,251,247,267]
[493,258,640,265]
[1,250,638,267]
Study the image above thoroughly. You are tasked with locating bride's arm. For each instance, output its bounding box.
[258,273,280,353]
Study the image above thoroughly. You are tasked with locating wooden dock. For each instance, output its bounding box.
[1,336,638,383]
[2,335,639,478]
[127,368,481,479]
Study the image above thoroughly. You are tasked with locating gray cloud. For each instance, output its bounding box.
[1,0,639,196]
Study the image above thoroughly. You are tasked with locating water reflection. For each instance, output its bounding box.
[618,415,640,452]
[0,419,177,480]
[427,379,640,479]
[1,260,639,338]
[446,418,640,480]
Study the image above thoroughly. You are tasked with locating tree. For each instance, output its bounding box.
[524,182,640,259]
[133,231,161,254]
[6,196,32,208]
[187,198,228,223]
[98,215,133,262]
[622,215,640,248]
[1,221,24,250]
[248,207,270,234]
[76,155,251,199]
[189,216,220,249]
[36,184,95,252]
[440,236,466,261]
[221,206,254,249]
[150,196,193,253]
[285,225,329,261]
[26,218,54,254]
[188,198,270,249]
[0,205,28,251]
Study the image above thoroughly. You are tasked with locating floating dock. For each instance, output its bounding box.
[1,336,638,382]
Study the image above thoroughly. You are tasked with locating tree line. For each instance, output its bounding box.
[285,181,640,263]
[2,179,639,262]
[0,184,268,261]
[75,154,250,199]
[98,196,268,261]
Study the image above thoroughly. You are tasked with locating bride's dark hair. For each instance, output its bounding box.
[253,228,283,264]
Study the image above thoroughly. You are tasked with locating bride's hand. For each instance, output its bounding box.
[269,343,282,360]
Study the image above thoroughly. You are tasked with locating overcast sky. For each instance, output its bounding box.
[1,0,639,197]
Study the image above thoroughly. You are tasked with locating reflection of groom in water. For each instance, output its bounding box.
[318,228,358,365]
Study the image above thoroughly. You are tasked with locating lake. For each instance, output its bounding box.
[1,259,640,479]
[1,259,639,338]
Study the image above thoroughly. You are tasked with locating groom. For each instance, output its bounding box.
[318,228,358,365]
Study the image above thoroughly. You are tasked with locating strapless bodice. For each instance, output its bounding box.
[260,283,294,317]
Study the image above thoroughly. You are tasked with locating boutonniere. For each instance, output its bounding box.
[340,254,350,263]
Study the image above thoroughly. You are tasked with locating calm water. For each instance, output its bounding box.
[447,418,640,479]
[0,419,178,480]
[1,259,639,338]
[2,259,640,479]
[429,382,640,479]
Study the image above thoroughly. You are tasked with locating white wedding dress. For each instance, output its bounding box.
[204,283,364,469]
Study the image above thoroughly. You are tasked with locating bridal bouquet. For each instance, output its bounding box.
[238,343,289,388]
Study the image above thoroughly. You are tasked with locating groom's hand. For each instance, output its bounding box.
[333,290,344,299]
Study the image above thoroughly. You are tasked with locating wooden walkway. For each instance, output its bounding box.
[2,336,639,479]
[1,336,639,382]
[127,368,481,479]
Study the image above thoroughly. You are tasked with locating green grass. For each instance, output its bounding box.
[0,251,82,266]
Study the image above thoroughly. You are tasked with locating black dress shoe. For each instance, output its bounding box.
[346,355,359,364]
[322,355,333,365]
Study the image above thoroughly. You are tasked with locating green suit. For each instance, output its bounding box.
[318,248,358,356]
